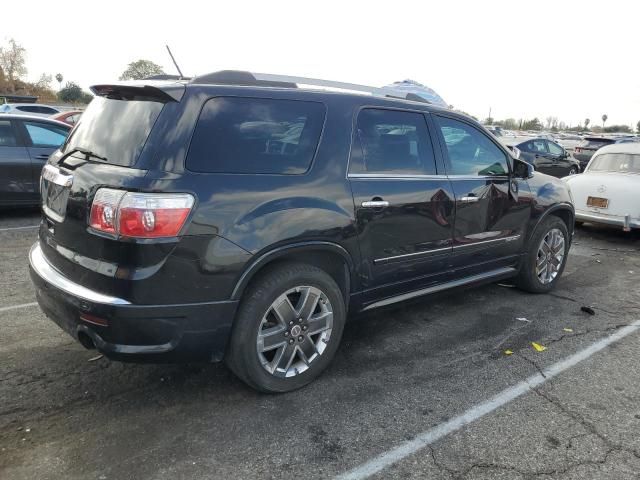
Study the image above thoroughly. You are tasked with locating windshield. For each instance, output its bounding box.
[588,153,640,173]
[61,97,164,167]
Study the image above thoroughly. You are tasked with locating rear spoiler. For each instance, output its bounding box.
[90,82,185,102]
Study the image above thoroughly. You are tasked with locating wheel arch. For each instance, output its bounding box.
[230,242,354,306]
[528,203,575,247]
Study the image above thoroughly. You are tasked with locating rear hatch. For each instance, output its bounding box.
[38,83,189,303]
[574,137,614,154]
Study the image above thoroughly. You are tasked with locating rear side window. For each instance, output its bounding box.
[349,108,436,175]
[435,116,508,176]
[23,121,69,147]
[0,120,18,146]
[186,97,325,174]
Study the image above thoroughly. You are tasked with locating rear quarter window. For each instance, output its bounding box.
[186,97,325,174]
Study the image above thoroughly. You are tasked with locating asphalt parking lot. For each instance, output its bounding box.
[1,209,639,480]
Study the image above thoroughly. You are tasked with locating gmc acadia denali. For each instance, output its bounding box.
[29,71,575,392]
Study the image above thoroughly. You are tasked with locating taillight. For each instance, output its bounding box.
[89,188,125,234]
[89,188,194,239]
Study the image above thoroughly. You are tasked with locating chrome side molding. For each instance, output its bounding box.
[362,266,517,311]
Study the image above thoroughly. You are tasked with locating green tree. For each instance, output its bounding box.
[636,120,640,134]
[603,125,631,133]
[119,60,165,80]
[602,114,608,129]
[583,118,590,131]
[484,117,494,125]
[57,81,92,104]
[522,117,543,130]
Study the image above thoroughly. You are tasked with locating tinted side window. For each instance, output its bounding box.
[23,121,68,147]
[520,141,533,152]
[349,109,436,175]
[186,97,325,174]
[17,106,38,113]
[547,141,563,155]
[0,120,18,146]
[435,116,508,176]
[529,139,547,153]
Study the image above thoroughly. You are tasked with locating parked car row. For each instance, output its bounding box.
[0,115,71,207]
[0,103,83,126]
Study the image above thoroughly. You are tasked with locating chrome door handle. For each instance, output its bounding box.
[362,200,389,208]
[460,196,479,203]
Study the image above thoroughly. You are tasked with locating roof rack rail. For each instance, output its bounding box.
[144,74,192,81]
[189,70,431,104]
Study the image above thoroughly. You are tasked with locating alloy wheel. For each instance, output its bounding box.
[536,228,566,284]
[256,286,333,378]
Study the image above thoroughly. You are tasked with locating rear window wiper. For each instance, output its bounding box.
[58,147,109,164]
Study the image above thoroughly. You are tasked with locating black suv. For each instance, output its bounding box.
[29,71,574,392]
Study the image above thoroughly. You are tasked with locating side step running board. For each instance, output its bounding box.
[362,267,517,311]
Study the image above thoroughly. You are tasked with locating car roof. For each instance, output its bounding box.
[593,142,640,155]
[0,113,71,127]
[96,71,454,114]
[2,103,59,108]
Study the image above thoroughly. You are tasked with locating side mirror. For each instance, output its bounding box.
[513,158,534,179]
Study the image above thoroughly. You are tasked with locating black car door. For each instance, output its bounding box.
[349,108,456,304]
[432,115,531,277]
[527,139,555,174]
[545,140,572,177]
[17,120,70,196]
[0,119,34,206]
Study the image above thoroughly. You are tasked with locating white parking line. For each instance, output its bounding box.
[336,319,640,480]
[0,302,38,313]
[0,225,39,232]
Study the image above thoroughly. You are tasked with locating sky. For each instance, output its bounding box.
[4,0,639,128]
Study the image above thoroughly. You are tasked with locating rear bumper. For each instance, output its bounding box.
[575,211,639,230]
[29,242,238,363]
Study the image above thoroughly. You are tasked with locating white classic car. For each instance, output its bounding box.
[564,142,640,231]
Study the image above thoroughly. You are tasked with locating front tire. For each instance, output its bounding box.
[516,216,569,293]
[568,166,579,175]
[225,262,346,393]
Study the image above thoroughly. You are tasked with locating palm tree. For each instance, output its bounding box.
[55,73,63,90]
[584,118,590,130]
[602,114,608,129]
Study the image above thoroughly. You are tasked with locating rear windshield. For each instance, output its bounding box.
[61,97,163,167]
[578,138,614,148]
[588,153,640,173]
[186,97,325,174]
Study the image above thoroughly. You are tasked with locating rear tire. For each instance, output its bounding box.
[516,216,569,293]
[225,262,345,393]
